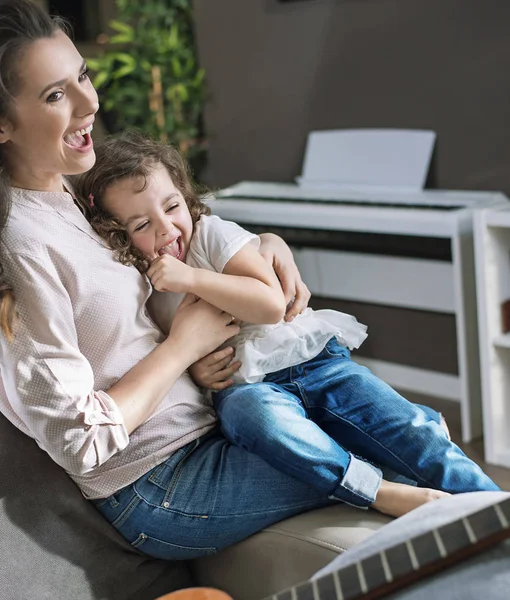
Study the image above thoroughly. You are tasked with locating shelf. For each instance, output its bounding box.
[493,333,510,349]
[493,450,510,470]
[475,205,510,467]
[486,209,510,229]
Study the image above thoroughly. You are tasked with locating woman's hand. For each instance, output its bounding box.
[259,233,311,321]
[167,294,240,365]
[189,347,241,391]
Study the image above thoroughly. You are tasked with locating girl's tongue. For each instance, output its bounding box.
[64,132,89,148]
[158,238,181,259]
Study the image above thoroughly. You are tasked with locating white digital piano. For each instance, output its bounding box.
[211,180,509,443]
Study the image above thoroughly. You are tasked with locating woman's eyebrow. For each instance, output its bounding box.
[38,60,87,99]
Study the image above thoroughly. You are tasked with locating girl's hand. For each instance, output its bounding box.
[167,294,240,364]
[147,255,194,293]
[259,233,311,321]
[189,347,242,391]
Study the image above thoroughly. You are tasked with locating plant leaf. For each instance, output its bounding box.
[92,71,110,89]
[109,20,135,36]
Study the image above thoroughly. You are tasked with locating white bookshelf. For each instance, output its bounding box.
[475,206,510,467]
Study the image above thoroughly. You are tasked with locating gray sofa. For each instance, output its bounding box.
[0,412,391,600]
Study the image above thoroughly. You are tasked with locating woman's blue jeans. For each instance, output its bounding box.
[92,429,338,560]
[214,339,499,502]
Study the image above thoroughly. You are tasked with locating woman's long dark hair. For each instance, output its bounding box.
[0,0,68,339]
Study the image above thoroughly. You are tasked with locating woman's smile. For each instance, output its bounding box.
[63,122,94,152]
[0,30,99,191]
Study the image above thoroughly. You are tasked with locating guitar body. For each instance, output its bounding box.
[153,494,510,600]
[154,588,232,600]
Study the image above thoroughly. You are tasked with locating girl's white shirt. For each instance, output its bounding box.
[0,187,216,499]
[149,215,368,384]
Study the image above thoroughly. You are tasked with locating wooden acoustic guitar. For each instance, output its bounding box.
[155,495,510,600]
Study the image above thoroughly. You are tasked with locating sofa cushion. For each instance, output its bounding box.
[0,408,393,600]
[0,413,192,600]
[191,503,392,600]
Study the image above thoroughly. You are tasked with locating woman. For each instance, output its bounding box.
[0,0,447,562]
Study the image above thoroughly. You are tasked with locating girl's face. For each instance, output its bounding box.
[102,164,194,263]
[0,31,99,192]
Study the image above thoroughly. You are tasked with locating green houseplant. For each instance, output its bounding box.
[87,0,206,172]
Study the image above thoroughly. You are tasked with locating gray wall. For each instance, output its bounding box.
[194,0,510,192]
[193,1,510,420]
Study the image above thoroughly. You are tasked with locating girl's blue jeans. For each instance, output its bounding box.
[92,339,499,561]
[214,339,498,501]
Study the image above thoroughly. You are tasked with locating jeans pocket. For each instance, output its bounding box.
[131,532,218,561]
[93,487,139,530]
[323,337,350,359]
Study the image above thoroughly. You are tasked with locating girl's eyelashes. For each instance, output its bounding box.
[130,200,181,232]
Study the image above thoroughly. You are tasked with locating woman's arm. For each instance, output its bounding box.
[1,250,238,475]
[147,243,287,325]
[189,232,311,390]
[258,233,311,321]
[108,295,239,432]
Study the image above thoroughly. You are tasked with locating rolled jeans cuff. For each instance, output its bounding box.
[329,455,382,508]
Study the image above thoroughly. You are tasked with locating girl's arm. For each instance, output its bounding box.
[148,242,287,325]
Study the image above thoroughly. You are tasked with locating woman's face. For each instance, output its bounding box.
[0,31,99,192]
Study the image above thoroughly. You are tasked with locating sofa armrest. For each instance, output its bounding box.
[190,504,391,600]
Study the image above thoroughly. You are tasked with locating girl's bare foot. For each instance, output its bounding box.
[440,414,451,440]
[372,480,450,518]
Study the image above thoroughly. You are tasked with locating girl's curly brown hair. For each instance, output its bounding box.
[73,130,211,273]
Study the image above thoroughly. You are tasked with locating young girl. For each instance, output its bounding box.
[76,131,500,515]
